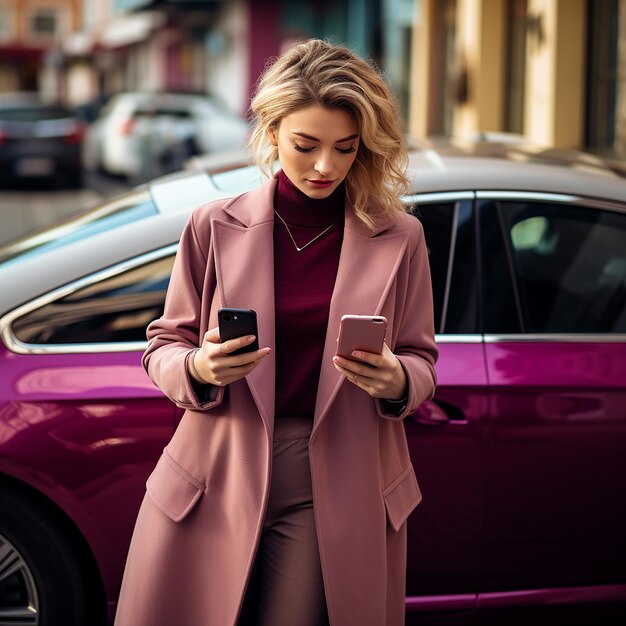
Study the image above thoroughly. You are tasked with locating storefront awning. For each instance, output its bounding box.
[99,11,165,48]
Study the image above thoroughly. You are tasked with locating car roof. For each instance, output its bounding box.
[0,91,41,105]
[406,138,626,204]
[150,171,237,213]
[0,92,71,113]
[1,139,624,316]
[190,138,626,204]
[105,91,221,108]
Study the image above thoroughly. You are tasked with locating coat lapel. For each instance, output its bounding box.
[212,178,277,434]
[312,208,410,434]
[210,175,409,435]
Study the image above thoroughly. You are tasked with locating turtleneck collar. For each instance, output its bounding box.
[274,169,345,228]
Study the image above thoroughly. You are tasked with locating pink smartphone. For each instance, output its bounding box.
[335,315,387,360]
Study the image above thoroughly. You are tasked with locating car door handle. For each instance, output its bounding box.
[410,400,467,427]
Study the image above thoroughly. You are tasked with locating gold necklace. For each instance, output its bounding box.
[274,211,334,252]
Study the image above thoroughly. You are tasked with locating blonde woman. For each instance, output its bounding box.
[115,39,438,626]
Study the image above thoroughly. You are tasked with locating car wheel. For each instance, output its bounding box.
[55,171,83,190]
[69,171,84,190]
[0,488,102,626]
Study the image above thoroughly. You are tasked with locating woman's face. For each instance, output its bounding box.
[269,104,360,199]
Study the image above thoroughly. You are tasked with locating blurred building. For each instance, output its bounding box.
[71,0,410,116]
[409,0,626,159]
[2,0,624,160]
[0,0,82,98]
[75,0,214,104]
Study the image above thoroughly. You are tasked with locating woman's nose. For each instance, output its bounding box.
[314,153,334,177]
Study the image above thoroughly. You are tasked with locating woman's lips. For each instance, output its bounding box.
[307,179,335,188]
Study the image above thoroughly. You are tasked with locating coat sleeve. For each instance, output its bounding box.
[376,219,438,420]
[141,208,224,410]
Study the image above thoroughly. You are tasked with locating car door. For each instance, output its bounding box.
[404,193,490,612]
[478,193,626,601]
[0,248,177,590]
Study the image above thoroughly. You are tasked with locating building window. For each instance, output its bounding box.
[585,0,623,157]
[382,0,415,120]
[33,11,56,35]
[433,0,457,136]
[503,0,527,133]
[28,6,66,40]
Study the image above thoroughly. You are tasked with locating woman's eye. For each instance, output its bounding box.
[337,146,356,154]
[293,143,315,153]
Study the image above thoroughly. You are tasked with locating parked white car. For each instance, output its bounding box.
[84,92,249,180]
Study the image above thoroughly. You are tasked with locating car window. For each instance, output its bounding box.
[0,106,72,121]
[134,109,193,119]
[12,254,174,346]
[413,200,479,334]
[498,201,626,333]
[98,98,118,117]
[443,200,479,334]
[0,192,156,267]
[413,202,454,333]
[9,198,481,347]
[479,199,524,333]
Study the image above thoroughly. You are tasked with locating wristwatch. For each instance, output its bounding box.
[381,394,408,415]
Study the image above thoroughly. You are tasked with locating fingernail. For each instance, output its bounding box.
[265,348,272,354]
[352,351,361,358]
[247,335,256,342]
[333,357,339,364]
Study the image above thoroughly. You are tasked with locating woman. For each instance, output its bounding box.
[114,39,438,626]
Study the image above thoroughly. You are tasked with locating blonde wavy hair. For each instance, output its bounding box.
[249,39,410,229]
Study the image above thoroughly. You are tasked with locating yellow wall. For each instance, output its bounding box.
[410,0,507,138]
[409,0,436,137]
[409,0,589,149]
[454,0,506,137]
[525,0,586,148]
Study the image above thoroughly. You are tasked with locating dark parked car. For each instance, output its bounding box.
[0,140,625,625]
[0,93,84,188]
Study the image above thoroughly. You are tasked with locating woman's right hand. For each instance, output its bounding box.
[188,327,271,386]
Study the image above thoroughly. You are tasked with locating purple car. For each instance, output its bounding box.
[1,139,625,625]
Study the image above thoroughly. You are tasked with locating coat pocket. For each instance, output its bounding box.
[146,449,206,522]
[382,463,423,532]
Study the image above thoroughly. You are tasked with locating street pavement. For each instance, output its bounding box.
[0,171,132,246]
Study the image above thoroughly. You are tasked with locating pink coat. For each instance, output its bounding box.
[114,176,438,626]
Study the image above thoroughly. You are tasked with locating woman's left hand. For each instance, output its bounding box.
[333,343,407,400]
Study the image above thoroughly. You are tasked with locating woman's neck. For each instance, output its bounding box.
[274,169,344,227]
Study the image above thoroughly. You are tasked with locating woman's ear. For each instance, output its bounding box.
[267,126,278,146]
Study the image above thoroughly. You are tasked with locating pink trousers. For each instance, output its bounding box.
[237,417,329,626]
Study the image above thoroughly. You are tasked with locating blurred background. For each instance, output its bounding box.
[1,5,626,624]
[0,0,624,241]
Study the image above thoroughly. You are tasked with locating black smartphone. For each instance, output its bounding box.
[217,308,259,355]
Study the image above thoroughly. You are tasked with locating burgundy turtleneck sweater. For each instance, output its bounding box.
[273,169,344,418]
